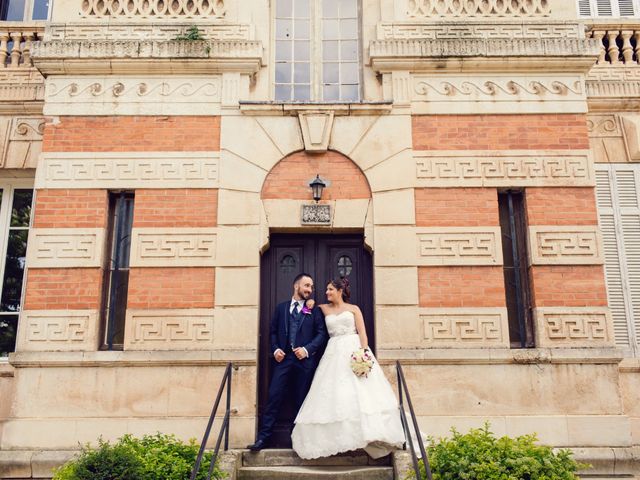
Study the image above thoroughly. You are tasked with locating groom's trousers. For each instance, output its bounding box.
[258,354,315,442]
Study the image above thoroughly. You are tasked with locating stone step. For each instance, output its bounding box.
[242,449,391,467]
[237,465,394,480]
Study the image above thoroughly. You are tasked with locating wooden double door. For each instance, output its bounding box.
[257,233,374,447]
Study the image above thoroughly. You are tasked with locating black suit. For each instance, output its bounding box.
[257,300,328,443]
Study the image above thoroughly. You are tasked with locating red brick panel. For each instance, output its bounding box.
[127,267,215,309]
[526,187,598,226]
[43,116,221,152]
[412,114,589,151]
[415,188,499,227]
[33,189,108,229]
[261,151,370,200]
[530,266,608,307]
[418,266,506,308]
[133,189,218,228]
[24,268,103,310]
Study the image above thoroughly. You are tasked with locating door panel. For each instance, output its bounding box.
[257,233,373,447]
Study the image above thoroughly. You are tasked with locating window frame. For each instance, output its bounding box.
[578,0,640,18]
[0,0,53,21]
[271,0,363,103]
[0,178,34,360]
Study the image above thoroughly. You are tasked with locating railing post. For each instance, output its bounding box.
[224,365,231,451]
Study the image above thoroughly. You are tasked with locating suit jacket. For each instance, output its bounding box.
[270,300,328,369]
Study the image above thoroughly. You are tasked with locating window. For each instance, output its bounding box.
[0,0,50,20]
[101,192,134,351]
[274,0,361,102]
[596,165,640,357]
[0,182,32,358]
[578,0,638,17]
[498,191,534,348]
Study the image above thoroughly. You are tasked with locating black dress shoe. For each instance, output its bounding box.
[247,439,266,451]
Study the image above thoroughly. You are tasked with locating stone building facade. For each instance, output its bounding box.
[0,0,639,477]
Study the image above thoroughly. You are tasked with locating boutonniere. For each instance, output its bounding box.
[301,300,314,315]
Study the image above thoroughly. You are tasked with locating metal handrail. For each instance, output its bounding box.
[190,362,233,480]
[397,361,432,480]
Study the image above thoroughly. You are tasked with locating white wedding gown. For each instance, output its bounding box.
[291,310,406,459]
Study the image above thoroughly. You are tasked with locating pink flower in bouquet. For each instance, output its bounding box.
[350,347,374,378]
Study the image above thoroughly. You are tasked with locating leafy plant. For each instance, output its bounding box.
[175,25,205,41]
[53,433,225,480]
[409,423,589,480]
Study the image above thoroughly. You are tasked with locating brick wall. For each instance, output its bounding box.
[415,188,499,226]
[261,150,370,200]
[525,187,598,226]
[127,268,215,309]
[418,267,506,308]
[24,269,103,310]
[33,189,108,228]
[530,266,608,307]
[133,189,218,228]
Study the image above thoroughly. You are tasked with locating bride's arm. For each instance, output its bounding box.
[352,306,368,349]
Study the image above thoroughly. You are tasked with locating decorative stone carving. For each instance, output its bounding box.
[298,112,334,152]
[81,0,226,18]
[528,226,603,266]
[301,204,332,225]
[35,152,219,189]
[376,22,582,40]
[621,115,640,162]
[19,311,98,351]
[44,76,222,115]
[534,307,614,348]
[130,228,217,267]
[46,23,252,41]
[0,116,45,168]
[125,309,214,350]
[406,0,550,18]
[27,229,105,268]
[415,150,594,187]
[421,308,509,348]
[587,114,628,164]
[417,227,503,266]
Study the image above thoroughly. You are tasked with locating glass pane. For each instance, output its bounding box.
[294,40,310,61]
[341,62,359,84]
[31,0,49,19]
[341,84,359,101]
[0,315,18,357]
[1,230,28,312]
[295,0,309,17]
[323,84,340,101]
[293,85,311,101]
[276,19,293,39]
[323,62,339,83]
[339,0,357,17]
[323,0,339,17]
[323,40,339,61]
[294,19,310,39]
[276,41,292,62]
[323,19,340,39]
[113,196,134,269]
[276,63,292,83]
[276,0,292,17]
[341,40,358,61]
[275,84,291,101]
[10,190,32,227]
[340,19,357,39]
[280,255,296,273]
[294,63,310,83]
[105,270,129,347]
[3,0,26,20]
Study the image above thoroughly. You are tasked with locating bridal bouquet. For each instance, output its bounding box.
[350,347,374,378]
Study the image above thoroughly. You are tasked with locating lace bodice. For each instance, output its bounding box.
[325,310,357,337]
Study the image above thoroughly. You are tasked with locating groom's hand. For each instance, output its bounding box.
[274,349,285,362]
[293,347,308,360]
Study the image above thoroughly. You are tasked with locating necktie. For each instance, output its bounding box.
[293,301,300,316]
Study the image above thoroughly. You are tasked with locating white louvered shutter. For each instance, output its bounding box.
[578,0,593,15]
[581,0,639,16]
[619,0,636,15]
[596,0,614,15]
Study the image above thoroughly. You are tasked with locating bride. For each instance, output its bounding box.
[291,277,406,459]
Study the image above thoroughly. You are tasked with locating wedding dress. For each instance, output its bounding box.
[291,310,406,459]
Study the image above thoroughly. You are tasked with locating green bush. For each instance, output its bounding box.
[53,433,226,480]
[409,423,589,480]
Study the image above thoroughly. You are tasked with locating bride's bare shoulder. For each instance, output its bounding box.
[318,304,330,313]
[348,304,362,314]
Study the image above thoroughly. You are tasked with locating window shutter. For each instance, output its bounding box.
[578,0,592,15]
[596,168,631,349]
[618,0,635,15]
[596,0,614,15]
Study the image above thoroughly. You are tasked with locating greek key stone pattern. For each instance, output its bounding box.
[422,314,506,346]
[415,153,593,187]
[529,227,603,265]
[21,311,96,351]
[377,22,581,40]
[29,229,103,268]
[544,315,609,344]
[47,23,251,41]
[417,230,501,265]
[37,156,219,189]
[130,230,217,267]
[127,312,214,349]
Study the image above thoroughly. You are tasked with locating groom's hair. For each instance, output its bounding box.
[293,272,312,285]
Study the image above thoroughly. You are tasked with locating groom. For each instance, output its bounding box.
[248,272,328,451]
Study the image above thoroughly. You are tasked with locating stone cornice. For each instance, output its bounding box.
[369,38,600,73]
[32,40,263,75]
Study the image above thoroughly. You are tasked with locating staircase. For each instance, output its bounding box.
[237,449,395,479]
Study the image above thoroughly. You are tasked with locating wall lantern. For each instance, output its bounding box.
[309,174,327,203]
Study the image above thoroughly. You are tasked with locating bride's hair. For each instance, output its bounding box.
[328,277,351,302]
